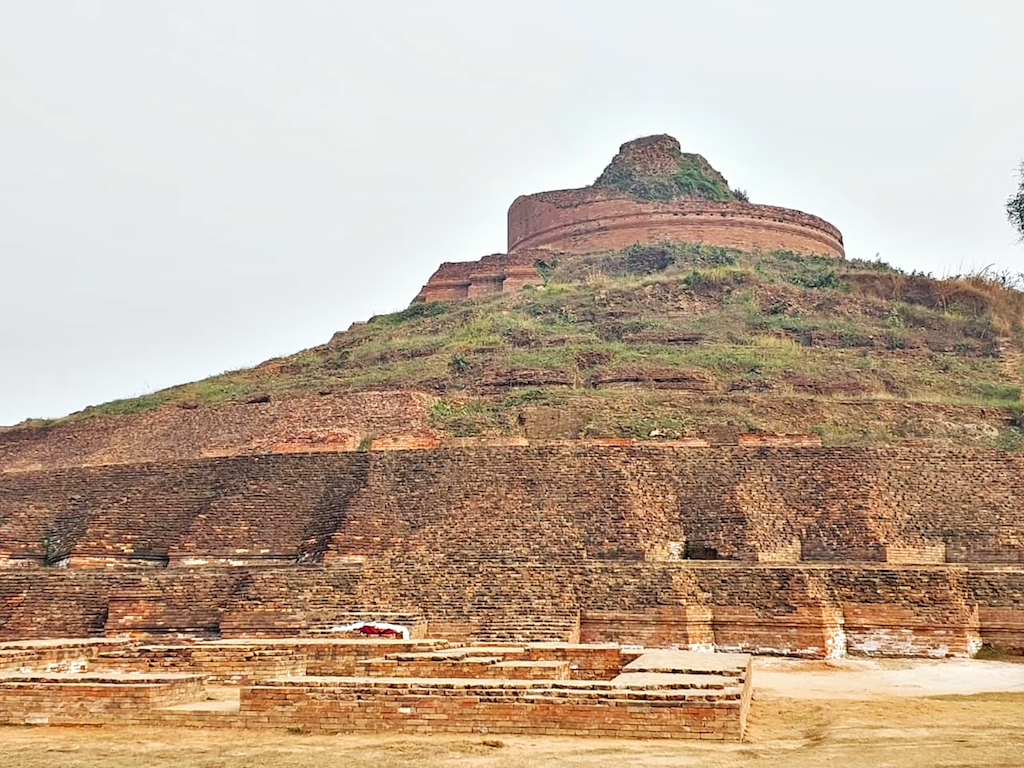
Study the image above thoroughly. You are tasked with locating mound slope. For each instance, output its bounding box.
[1,135,1022,659]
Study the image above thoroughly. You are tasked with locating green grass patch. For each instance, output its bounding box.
[75,393,166,418]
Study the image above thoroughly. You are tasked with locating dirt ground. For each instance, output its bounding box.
[2,658,1024,768]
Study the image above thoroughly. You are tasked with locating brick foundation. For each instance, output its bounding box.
[0,640,753,740]
[0,672,205,724]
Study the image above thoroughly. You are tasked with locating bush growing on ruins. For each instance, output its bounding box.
[624,244,674,275]
[847,256,902,274]
[41,534,64,567]
[884,330,910,350]
[534,257,559,285]
[659,242,737,269]
[788,261,844,290]
[380,301,449,325]
[1010,405,1024,429]
[669,156,734,200]
[1007,160,1024,241]
[682,266,751,293]
[427,399,456,428]
[974,643,1010,660]
[445,400,494,437]
[448,355,470,374]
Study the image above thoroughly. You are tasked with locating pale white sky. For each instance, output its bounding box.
[1,1,1021,425]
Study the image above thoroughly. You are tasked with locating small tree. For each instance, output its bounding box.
[1008,161,1024,242]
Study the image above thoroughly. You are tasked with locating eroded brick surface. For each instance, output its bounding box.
[0,446,1021,658]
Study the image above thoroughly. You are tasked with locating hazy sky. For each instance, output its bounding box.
[1,1,1021,425]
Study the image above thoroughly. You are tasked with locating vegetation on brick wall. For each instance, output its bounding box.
[21,245,1024,451]
[596,154,736,201]
[596,146,739,202]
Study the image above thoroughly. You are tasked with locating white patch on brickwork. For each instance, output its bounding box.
[850,631,913,656]
[687,643,715,653]
[825,627,848,660]
[331,621,410,640]
[966,634,984,657]
[849,630,968,658]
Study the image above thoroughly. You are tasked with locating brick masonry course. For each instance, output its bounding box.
[0,445,1021,657]
[2,445,1021,568]
[507,190,844,259]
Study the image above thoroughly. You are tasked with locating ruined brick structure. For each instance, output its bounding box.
[0,131,1020,740]
[1,446,1022,658]
[412,251,549,303]
[0,639,752,739]
[416,135,844,302]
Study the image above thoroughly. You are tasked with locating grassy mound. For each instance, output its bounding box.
[43,246,1024,449]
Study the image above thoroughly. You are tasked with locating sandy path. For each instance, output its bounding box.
[753,656,1024,699]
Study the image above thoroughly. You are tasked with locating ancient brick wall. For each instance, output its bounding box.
[0,654,751,739]
[507,187,845,258]
[0,674,205,724]
[2,396,1011,477]
[413,251,547,303]
[1,445,1022,655]
[0,563,1019,657]
[3,446,1023,569]
[0,391,436,474]
[241,677,748,740]
[95,645,307,683]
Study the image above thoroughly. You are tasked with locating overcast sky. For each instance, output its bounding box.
[1,1,1021,426]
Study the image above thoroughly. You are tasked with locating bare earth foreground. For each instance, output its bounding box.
[1,658,1023,768]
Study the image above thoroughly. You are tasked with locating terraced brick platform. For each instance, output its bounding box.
[0,638,752,740]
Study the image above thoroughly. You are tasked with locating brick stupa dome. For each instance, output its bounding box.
[416,134,844,303]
